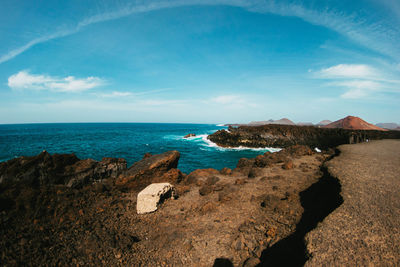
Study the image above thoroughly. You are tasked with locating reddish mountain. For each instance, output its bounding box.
[323,116,387,131]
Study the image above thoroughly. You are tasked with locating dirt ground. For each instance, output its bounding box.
[0,146,333,266]
[305,140,400,266]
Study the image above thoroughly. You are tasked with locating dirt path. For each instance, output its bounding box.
[305,140,400,266]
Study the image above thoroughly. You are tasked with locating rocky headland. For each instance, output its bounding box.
[208,124,400,150]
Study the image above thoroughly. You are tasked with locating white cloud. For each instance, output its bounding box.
[317,64,377,79]
[336,80,381,99]
[208,94,259,108]
[315,64,399,99]
[8,70,104,92]
[98,91,132,98]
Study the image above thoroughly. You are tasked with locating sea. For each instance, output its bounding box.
[0,123,279,174]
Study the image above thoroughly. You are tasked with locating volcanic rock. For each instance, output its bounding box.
[184,168,219,185]
[116,151,180,190]
[220,167,232,175]
[136,183,175,214]
[0,151,126,188]
[208,123,399,149]
[184,133,196,138]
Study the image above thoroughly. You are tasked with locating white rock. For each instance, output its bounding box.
[314,147,321,153]
[136,183,175,214]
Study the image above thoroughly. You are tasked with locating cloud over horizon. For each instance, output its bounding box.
[8,71,104,92]
[315,64,399,99]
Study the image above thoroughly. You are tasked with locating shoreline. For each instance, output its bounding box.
[1,140,399,265]
[0,144,331,266]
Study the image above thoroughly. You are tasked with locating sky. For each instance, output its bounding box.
[0,0,399,124]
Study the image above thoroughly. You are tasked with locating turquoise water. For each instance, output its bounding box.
[0,123,275,173]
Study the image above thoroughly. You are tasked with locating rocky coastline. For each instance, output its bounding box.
[208,124,400,149]
[1,124,399,265]
[0,143,337,266]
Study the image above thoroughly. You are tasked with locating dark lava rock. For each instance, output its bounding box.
[208,124,400,149]
[220,167,232,175]
[115,150,180,190]
[0,151,126,188]
[184,133,196,138]
[185,168,220,185]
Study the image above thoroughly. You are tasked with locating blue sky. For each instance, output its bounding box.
[0,0,399,124]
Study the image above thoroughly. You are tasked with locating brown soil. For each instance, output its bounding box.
[0,147,332,266]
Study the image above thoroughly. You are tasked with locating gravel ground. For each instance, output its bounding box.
[305,139,400,266]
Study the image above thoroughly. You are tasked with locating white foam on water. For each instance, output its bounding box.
[216,124,226,127]
[166,133,281,153]
[198,134,281,152]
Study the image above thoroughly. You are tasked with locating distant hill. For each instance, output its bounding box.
[323,116,387,131]
[248,118,296,126]
[375,123,399,130]
[297,122,314,126]
[317,120,332,126]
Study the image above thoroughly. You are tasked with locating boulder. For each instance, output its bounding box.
[220,167,232,175]
[153,168,184,184]
[116,151,180,190]
[65,157,127,188]
[184,133,196,138]
[185,168,219,185]
[136,183,175,214]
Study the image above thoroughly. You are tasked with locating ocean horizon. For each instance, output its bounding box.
[0,122,276,173]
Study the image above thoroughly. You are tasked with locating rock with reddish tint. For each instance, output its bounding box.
[185,168,219,185]
[220,167,232,175]
[282,161,294,170]
[199,185,213,196]
[184,133,196,138]
[116,151,180,190]
[153,168,184,184]
[236,158,255,169]
[142,153,153,159]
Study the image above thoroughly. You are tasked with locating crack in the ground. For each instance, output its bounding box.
[257,150,344,266]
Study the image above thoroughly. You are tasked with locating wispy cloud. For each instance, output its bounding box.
[317,64,377,79]
[98,91,132,98]
[208,94,259,108]
[314,64,400,99]
[8,70,104,92]
[1,0,400,64]
[96,88,169,98]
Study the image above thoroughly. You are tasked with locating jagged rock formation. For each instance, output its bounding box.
[0,151,127,188]
[115,150,180,191]
[208,124,400,149]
